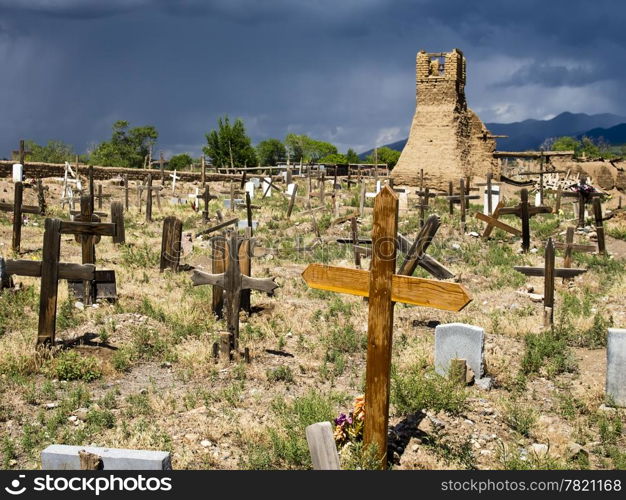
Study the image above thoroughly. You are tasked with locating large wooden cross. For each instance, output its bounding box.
[0,181,44,253]
[1,218,97,345]
[191,231,278,354]
[514,238,587,326]
[11,139,31,165]
[554,227,595,269]
[301,187,471,467]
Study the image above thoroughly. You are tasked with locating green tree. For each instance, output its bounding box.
[204,116,257,168]
[365,146,401,168]
[90,120,158,168]
[168,153,194,170]
[256,138,286,166]
[284,134,338,163]
[23,139,76,163]
[346,148,360,163]
[319,153,348,164]
[551,136,580,152]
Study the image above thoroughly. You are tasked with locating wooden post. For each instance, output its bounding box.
[577,192,586,228]
[124,174,129,211]
[464,176,471,209]
[364,187,398,465]
[37,179,46,215]
[88,166,94,215]
[211,234,227,318]
[544,238,555,327]
[555,188,562,213]
[287,184,298,219]
[459,178,466,232]
[240,227,252,314]
[359,181,366,218]
[306,422,341,470]
[246,192,253,230]
[520,188,530,253]
[12,181,23,253]
[160,217,183,272]
[160,151,165,183]
[97,185,103,209]
[486,172,493,215]
[593,197,607,255]
[110,202,125,244]
[230,181,235,212]
[146,175,153,222]
[448,181,454,215]
[351,216,361,269]
[320,172,325,204]
[201,156,206,187]
[563,227,574,268]
[202,186,210,223]
[37,218,61,345]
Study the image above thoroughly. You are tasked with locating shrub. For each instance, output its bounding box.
[51,351,101,382]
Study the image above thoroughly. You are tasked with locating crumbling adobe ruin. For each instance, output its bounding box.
[391,49,498,188]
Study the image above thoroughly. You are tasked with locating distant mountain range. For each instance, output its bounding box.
[360,112,626,156]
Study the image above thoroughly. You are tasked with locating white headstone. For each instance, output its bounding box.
[398,192,408,211]
[435,323,484,378]
[483,185,500,215]
[607,328,626,407]
[286,183,296,196]
[376,180,382,194]
[534,191,541,207]
[12,163,23,182]
[251,178,261,188]
[263,177,272,197]
[245,181,255,200]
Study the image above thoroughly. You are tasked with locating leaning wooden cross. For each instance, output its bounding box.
[191,231,278,356]
[301,187,471,468]
[514,238,586,326]
[0,181,45,253]
[475,189,550,252]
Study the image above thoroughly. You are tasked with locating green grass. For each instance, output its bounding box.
[242,391,343,470]
[390,362,467,416]
[266,366,294,383]
[503,399,536,437]
[48,351,102,382]
[520,327,576,378]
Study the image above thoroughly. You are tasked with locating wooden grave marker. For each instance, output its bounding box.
[110,201,125,245]
[475,172,501,216]
[554,227,595,269]
[301,186,471,467]
[514,238,587,326]
[592,197,607,255]
[561,181,604,228]
[191,231,278,355]
[1,218,96,345]
[445,178,479,232]
[160,217,183,272]
[0,181,44,253]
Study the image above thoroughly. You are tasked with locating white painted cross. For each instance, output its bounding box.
[170,170,181,194]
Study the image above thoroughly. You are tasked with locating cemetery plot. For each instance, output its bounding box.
[0,171,624,472]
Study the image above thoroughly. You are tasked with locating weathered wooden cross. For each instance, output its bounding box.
[476,189,551,252]
[1,218,100,345]
[561,181,604,228]
[191,231,278,354]
[69,195,116,303]
[517,159,566,205]
[301,187,471,467]
[445,178,479,231]
[160,217,183,272]
[555,227,595,269]
[514,238,587,326]
[0,181,45,253]
[11,139,31,166]
[592,197,607,255]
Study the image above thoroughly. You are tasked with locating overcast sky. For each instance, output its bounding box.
[1,0,623,158]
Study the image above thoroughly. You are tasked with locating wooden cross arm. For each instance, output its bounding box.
[418,255,455,280]
[554,242,596,252]
[191,269,225,288]
[0,202,42,215]
[196,217,239,237]
[498,205,551,216]
[241,275,279,294]
[444,195,480,201]
[5,260,95,280]
[474,212,522,236]
[59,221,116,237]
[70,211,108,218]
[301,264,471,311]
[513,266,587,278]
[517,170,568,176]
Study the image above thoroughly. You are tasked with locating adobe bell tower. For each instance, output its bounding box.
[391,49,497,188]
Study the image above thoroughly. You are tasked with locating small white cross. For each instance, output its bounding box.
[170,170,181,193]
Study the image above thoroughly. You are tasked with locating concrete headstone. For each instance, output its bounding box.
[483,185,500,215]
[41,445,172,470]
[262,177,272,197]
[607,328,626,407]
[435,323,484,378]
[245,181,255,200]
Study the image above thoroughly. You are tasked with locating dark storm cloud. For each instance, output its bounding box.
[1,0,625,158]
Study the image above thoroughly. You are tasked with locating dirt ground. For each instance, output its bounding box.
[0,173,624,470]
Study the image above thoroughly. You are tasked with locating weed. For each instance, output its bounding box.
[503,400,536,437]
[267,366,294,383]
[50,351,101,382]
